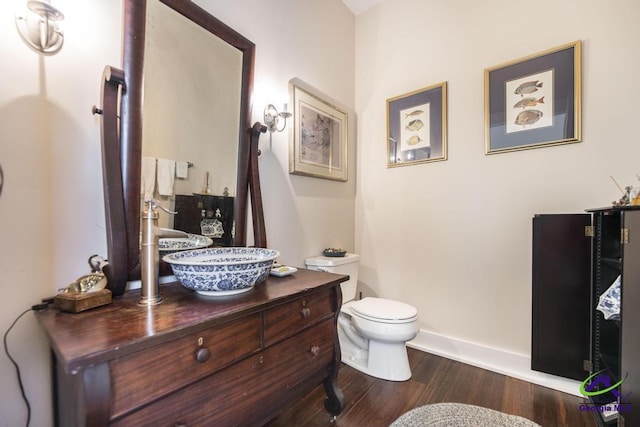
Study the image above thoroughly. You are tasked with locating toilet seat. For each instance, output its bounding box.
[350,297,417,324]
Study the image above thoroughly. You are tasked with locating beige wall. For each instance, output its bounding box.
[354,0,640,357]
[0,0,354,424]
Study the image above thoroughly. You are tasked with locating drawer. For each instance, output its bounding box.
[112,318,336,427]
[264,287,335,346]
[110,313,261,419]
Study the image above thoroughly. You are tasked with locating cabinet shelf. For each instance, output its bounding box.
[595,351,620,380]
[591,403,619,426]
[597,257,622,268]
[596,311,621,328]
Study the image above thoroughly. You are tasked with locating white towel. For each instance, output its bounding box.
[176,161,189,179]
[141,157,156,200]
[156,159,176,196]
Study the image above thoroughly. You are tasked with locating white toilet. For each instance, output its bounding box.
[305,253,419,381]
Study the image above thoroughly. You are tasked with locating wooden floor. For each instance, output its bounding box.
[267,348,598,426]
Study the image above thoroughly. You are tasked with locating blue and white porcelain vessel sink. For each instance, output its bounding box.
[159,233,213,256]
[162,247,279,296]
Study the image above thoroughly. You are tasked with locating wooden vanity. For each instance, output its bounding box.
[84,2,346,424]
[35,268,346,426]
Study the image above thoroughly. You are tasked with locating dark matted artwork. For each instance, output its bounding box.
[387,82,447,167]
[485,41,582,154]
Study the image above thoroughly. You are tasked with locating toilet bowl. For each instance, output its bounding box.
[305,254,419,381]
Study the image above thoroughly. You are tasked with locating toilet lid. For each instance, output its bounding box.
[350,297,417,323]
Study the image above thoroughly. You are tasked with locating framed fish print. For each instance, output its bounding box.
[289,78,348,181]
[485,40,582,154]
[387,82,447,167]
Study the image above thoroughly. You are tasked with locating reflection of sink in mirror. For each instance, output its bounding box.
[159,233,213,256]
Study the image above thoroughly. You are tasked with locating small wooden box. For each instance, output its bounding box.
[54,289,112,313]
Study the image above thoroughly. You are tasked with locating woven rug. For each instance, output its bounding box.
[390,402,541,427]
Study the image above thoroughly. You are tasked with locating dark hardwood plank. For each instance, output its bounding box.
[267,348,598,426]
[501,376,536,421]
[339,377,426,426]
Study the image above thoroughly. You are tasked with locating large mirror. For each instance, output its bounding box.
[143,0,242,243]
[101,0,258,295]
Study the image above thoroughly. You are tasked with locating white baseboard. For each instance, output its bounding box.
[407,329,583,397]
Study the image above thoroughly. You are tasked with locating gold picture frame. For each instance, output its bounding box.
[387,82,448,167]
[289,79,348,182]
[485,41,582,154]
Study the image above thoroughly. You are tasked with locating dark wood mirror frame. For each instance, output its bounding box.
[100,0,265,296]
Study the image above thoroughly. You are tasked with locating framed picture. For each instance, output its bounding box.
[485,40,582,154]
[387,82,447,167]
[289,79,348,181]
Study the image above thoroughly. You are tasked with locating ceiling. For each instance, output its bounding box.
[341,0,385,15]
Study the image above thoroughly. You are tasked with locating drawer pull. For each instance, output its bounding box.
[310,346,320,356]
[195,347,211,363]
[301,307,311,318]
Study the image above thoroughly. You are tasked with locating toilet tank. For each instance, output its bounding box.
[305,254,360,302]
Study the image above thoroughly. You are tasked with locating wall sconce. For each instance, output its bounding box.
[15,1,65,55]
[263,104,292,133]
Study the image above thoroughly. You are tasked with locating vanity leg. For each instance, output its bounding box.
[323,284,345,417]
[322,368,345,417]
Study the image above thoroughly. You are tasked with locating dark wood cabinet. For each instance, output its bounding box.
[174,194,234,246]
[532,207,640,426]
[35,268,347,426]
[532,213,591,380]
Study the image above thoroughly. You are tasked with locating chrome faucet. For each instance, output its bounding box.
[139,199,187,306]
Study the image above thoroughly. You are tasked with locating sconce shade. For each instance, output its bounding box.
[264,104,279,131]
[264,104,292,133]
[15,1,65,55]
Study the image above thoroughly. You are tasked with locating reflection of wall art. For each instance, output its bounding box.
[485,40,581,154]
[289,79,348,181]
[387,82,447,167]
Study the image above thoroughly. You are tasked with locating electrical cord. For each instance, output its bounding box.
[3,303,49,427]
